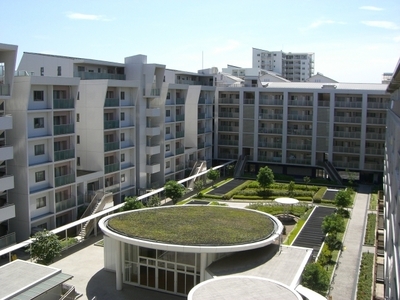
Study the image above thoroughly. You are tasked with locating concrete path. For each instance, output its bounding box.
[329,185,371,300]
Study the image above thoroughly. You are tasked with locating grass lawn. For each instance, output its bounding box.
[356,252,374,300]
[364,214,376,246]
[369,193,378,210]
[108,206,276,246]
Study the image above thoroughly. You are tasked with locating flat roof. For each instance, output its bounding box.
[188,276,303,300]
[0,260,72,299]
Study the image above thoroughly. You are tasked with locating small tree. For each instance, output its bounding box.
[207,169,220,185]
[164,181,185,204]
[287,181,295,197]
[335,189,352,217]
[194,180,204,192]
[28,230,62,265]
[302,263,330,295]
[120,196,143,211]
[147,194,161,207]
[226,164,234,177]
[303,176,310,190]
[257,166,274,192]
[322,213,345,250]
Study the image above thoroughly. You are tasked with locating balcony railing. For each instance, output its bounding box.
[333,146,361,154]
[54,149,75,161]
[287,114,313,121]
[335,102,362,108]
[258,128,282,134]
[176,147,184,155]
[74,71,126,80]
[219,139,239,146]
[258,156,282,163]
[259,99,282,105]
[219,126,239,132]
[286,143,312,150]
[53,98,74,109]
[366,117,386,125]
[104,120,119,129]
[198,127,205,134]
[0,84,10,96]
[288,100,313,106]
[104,98,119,107]
[176,130,185,138]
[366,133,385,140]
[0,232,15,250]
[55,174,75,187]
[219,98,239,104]
[218,153,238,159]
[334,116,362,123]
[286,158,311,165]
[287,129,312,136]
[365,148,385,155]
[259,113,283,120]
[104,141,120,152]
[54,124,74,135]
[198,142,205,149]
[105,163,119,174]
[258,142,282,148]
[198,112,205,119]
[176,114,185,122]
[55,197,76,213]
[334,131,361,139]
[176,98,185,105]
[219,112,240,118]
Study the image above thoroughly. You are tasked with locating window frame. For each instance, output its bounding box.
[35,170,45,182]
[33,91,44,101]
[34,117,45,128]
[34,144,45,156]
[36,196,46,209]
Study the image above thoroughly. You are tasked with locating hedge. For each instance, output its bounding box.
[313,187,328,203]
[222,180,252,200]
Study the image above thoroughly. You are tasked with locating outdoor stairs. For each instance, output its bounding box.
[234,155,247,178]
[188,160,207,190]
[318,160,342,185]
[292,206,336,258]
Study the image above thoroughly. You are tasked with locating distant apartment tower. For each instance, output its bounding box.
[0,43,17,250]
[252,48,315,82]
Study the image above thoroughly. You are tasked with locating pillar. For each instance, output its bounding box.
[115,241,122,290]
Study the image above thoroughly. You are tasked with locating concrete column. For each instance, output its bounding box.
[200,252,207,282]
[116,241,122,290]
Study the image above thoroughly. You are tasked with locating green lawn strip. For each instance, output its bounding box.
[356,253,374,300]
[369,193,378,210]
[60,237,78,250]
[364,214,376,246]
[282,208,313,245]
[108,206,275,245]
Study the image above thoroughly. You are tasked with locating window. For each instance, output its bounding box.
[57,66,61,76]
[166,127,170,134]
[34,117,44,128]
[36,196,46,209]
[33,91,44,101]
[77,135,80,144]
[77,113,80,122]
[120,112,125,121]
[120,91,125,100]
[34,144,45,156]
[121,153,125,162]
[77,92,80,100]
[121,174,126,183]
[35,171,45,182]
[166,110,171,117]
[40,67,44,76]
[77,157,80,166]
[166,161,170,168]
[120,133,125,141]
[166,144,170,151]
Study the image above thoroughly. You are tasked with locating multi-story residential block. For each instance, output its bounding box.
[0,43,17,250]
[214,81,389,183]
[252,48,315,82]
[383,58,400,300]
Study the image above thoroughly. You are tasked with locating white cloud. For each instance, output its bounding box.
[66,12,111,21]
[302,19,346,30]
[213,40,240,54]
[359,6,384,11]
[361,21,399,30]
[394,35,400,42]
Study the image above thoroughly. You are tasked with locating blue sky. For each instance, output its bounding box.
[2,0,399,83]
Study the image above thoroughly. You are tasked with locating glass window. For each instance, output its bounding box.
[34,144,45,156]
[121,153,125,162]
[121,133,125,141]
[121,91,125,100]
[33,91,44,101]
[77,157,80,166]
[35,171,45,182]
[121,174,125,182]
[77,135,80,144]
[36,196,46,209]
[57,66,61,76]
[121,112,125,121]
[166,144,170,151]
[166,110,170,117]
[34,117,44,128]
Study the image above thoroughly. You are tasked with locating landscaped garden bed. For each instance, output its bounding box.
[364,213,377,246]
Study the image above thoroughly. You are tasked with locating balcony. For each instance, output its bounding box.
[176,130,185,138]
[105,163,119,174]
[104,98,120,107]
[198,112,206,119]
[176,114,185,122]
[333,146,361,154]
[334,116,362,123]
[176,147,184,155]
[55,197,76,213]
[146,163,160,174]
[0,114,13,130]
[287,114,312,121]
[286,143,312,150]
[333,161,359,169]
[259,113,283,120]
[146,126,160,136]
[219,126,239,132]
[366,133,385,140]
[0,145,13,161]
[53,98,74,109]
[0,232,15,250]
[143,88,160,97]
[74,71,126,80]
[218,153,238,159]
[365,148,385,155]
[287,129,312,136]
[219,98,239,104]
[104,141,120,152]
[146,145,160,155]
[54,124,74,135]
[0,203,15,222]
[258,128,282,134]
[258,142,282,149]
[176,98,185,105]
[104,120,119,129]
[55,174,75,187]
[198,142,205,149]
[286,158,311,165]
[259,99,281,105]
[367,102,388,109]
[219,139,239,146]
[335,102,362,108]
[198,127,205,134]
[54,149,75,161]
[146,108,160,117]
[219,112,239,118]
[288,100,313,106]
[175,164,185,172]
[366,117,386,125]
[258,156,282,163]
[334,131,361,139]
[0,175,14,191]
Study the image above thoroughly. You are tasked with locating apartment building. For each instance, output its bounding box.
[214,81,389,183]
[252,48,315,82]
[383,58,400,300]
[0,43,17,250]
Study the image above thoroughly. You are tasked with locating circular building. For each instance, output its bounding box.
[99,205,283,296]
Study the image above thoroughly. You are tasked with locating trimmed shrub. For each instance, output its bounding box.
[222,180,252,200]
[313,187,327,203]
[318,244,332,266]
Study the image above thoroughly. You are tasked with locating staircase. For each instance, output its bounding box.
[234,155,247,178]
[318,160,342,185]
[188,161,207,190]
[78,191,113,239]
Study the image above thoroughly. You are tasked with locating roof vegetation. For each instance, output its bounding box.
[107,206,276,246]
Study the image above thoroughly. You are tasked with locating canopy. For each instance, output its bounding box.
[274,197,299,205]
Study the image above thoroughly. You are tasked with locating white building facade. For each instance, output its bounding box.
[0,43,17,250]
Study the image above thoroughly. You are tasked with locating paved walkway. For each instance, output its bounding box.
[329,185,371,300]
